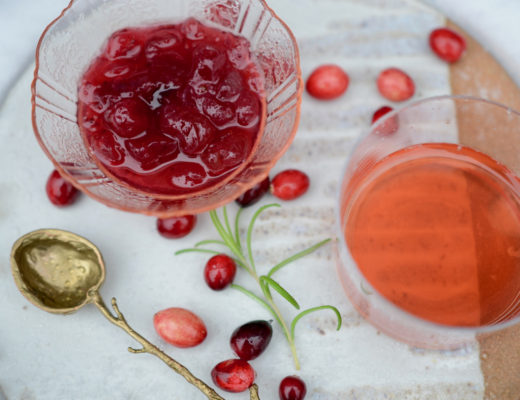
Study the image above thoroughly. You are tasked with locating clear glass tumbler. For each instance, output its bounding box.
[337,95,520,349]
[32,0,302,216]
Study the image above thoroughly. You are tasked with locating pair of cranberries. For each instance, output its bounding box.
[211,320,272,392]
[235,169,310,207]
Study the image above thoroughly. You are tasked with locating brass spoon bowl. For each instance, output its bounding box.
[10,229,243,400]
[11,229,105,314]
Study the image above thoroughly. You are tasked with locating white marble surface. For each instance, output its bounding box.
[1,1,520,400]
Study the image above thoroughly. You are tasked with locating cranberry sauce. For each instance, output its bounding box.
[78,18,265,195]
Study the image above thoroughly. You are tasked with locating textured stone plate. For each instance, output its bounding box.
[0,0,519,399]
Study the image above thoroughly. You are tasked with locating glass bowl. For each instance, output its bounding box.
[32,0,302,216]
[337,95,520,349]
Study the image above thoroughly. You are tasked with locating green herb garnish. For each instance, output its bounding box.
[176,203,342,370]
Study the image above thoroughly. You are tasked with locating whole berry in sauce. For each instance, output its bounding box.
[204,254,237,290]
[376,68,415,102]
[306,65,349,100]
[279,376,307,400]
[429,27,466,63]
[271,169,310,201]
[235,176,271,207]
[230,320,273,360]
[46,169,79,207]
[156,215,197,239]
[371,105,398,135]
[153,307,207,348]
[211,359,255,392]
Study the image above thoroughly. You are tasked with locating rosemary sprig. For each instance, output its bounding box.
[176,203,342,370]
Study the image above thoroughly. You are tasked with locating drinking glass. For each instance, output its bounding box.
[337,95,520,349]
[32,0,302,216]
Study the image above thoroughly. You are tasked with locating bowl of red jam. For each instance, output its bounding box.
[32,0,302,216]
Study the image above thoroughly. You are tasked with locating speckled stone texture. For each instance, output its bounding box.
[1,0,520,399]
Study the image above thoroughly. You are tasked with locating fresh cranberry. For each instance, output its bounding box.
[271,169,310,201]
[235,176,270,207]
[306,65,349,100]
[279,376,307,400]
[211,359,255,393]
[157,215,197,239]
[429,27,466,63]
[230,320,272,360]
[160,105,215,155]
[105,98,149,138]
[204,254,237,290]
[153,307,207,348]
[45,170,79,207]
[371,106,398,135]
[376,68,415,102]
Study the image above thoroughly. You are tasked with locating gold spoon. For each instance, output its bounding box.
[10,229,260,400]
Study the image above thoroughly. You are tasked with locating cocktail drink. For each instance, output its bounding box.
[32,0,302,216]
[338,96,520,348]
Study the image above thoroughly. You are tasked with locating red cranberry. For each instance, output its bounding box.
[46,169,79,207]
[153,307,207,348]
[211,359,255,393]
[204,254,237,290]
[157,215,197,239]
[235,177,270,207]
[271,169,310,201]
[429,27,466,63]
[371,106,398,135]
[279,376,307,400]
[376,68,415,102]
[230,320,272,360]
[306,65,349,100]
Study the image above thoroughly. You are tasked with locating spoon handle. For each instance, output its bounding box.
[89,290,227,400]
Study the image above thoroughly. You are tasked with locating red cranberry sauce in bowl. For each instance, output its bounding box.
[78,18,265,196]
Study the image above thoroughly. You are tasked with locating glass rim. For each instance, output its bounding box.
[31,0,303,216]
[335,94,520,339]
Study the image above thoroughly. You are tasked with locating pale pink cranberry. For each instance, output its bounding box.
[376,68,415,102]
[306,65,349,100]
[153,307,207,348]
